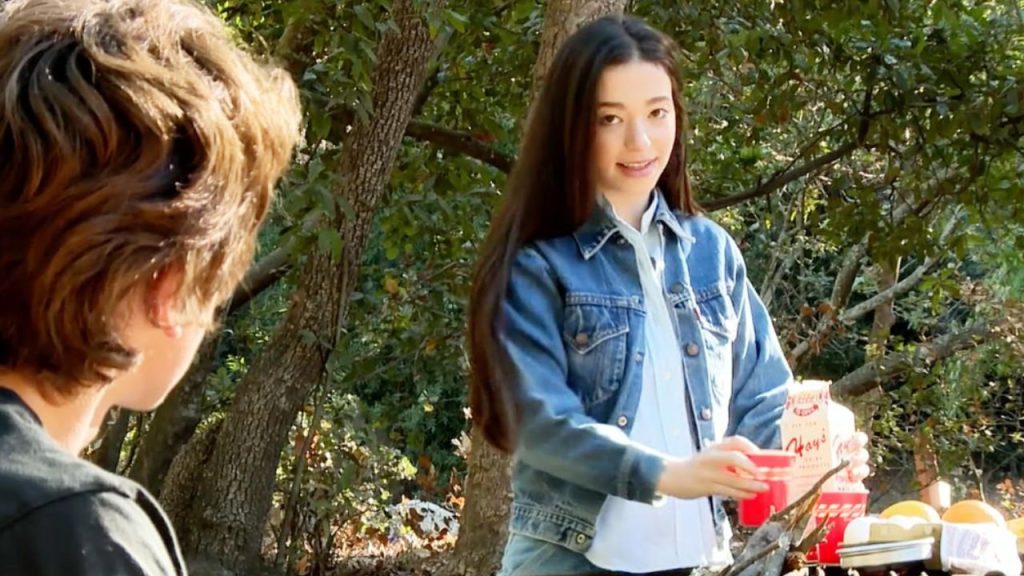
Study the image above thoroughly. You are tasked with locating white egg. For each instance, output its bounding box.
[843,515,877,545]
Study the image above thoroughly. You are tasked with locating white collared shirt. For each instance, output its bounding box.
[584,193,729,571]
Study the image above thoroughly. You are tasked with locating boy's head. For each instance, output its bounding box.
[0,0,302,406]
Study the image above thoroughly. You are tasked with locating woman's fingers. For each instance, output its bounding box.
[712,435,760,454]
[704,452,769,492]
[848,431,869,450]
[848,463,872,482]
[709,450,760,479]
[844,432,871,481]
[708,482,761,501]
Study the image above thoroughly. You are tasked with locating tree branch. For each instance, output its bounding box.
[826,191,919,312]
[228,246,292,315]
[834,321,996,398]
[789,202,949,367]
[704,141,859,212]
[830,241,868,311]
[791,256,939,364]
[405,120,514,172]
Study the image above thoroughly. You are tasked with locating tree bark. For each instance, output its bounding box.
[439,428,513,576]
[160,420,223,533]
[164,2,447,572]
[834,321,995,398]
[529,0,628,104]
[86,408,132,472]
[849,256,901,452]
[442,3,627,576]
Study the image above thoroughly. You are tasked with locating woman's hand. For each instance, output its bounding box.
[656,436,769,500]
[844,431,871,483]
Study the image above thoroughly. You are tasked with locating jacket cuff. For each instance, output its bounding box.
[619,445,666,503]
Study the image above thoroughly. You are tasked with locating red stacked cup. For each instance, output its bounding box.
[737,450,795,527]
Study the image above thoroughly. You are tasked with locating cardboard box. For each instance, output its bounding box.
[781,379,859,504]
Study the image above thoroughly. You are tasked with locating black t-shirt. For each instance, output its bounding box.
[0,387,187,574]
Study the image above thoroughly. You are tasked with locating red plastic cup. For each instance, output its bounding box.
[737,450,795,527]
[804,490,869,565]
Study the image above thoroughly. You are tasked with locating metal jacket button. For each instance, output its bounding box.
[574,333,589,346]
[700,407,712,421]
[617,415,628,427]
[685,342,700,357]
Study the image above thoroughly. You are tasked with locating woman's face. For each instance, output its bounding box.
[588,59,676,202]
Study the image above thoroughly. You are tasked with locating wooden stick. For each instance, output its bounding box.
[770,459,850,522]
[794,514,832,553]
[718,534,788,576]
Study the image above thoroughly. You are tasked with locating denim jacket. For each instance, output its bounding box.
[500,193,792,559]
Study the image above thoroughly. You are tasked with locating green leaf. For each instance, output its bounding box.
[446,9,468,33]
[353,5,375,30]
[318,228,343,259]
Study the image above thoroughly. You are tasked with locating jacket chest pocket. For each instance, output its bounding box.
[694,283,739,344]
[562,295,631,409]
[672,283,739,419]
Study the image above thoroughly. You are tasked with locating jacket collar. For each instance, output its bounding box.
[572,189,693,260]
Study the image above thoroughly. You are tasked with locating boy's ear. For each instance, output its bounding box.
[147,264,185,339]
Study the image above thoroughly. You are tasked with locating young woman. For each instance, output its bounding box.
[467,15,869,576]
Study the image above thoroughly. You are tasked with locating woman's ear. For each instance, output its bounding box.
[147,265,185,339]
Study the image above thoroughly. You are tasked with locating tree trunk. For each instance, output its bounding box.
[128,331,220,493]
[163,2,447,573]
[849,257,901,428]
[86,408,132,472]
[443,3,627,575]
[439,429,513,576]
[160,420,223,533]
[529,0,630,103]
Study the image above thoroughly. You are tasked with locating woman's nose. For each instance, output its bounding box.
[625,120,651,150]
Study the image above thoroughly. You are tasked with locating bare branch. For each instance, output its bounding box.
[774,459,849,522]
[789,256,942,364]
[789,204,954,366]
[405,120,514,172]
[704,141,858,212]
[228,247,292,315]
[834,321,996,398]
[847,256,940,322]
[719,536,788,576]
[830,241,868,311]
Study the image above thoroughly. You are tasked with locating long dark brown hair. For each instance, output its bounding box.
[467,15,700,452]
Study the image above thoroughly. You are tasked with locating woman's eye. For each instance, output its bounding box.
[651,108,670,119]
[598,114,621,125]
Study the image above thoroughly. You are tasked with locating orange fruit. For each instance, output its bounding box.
[941,500,1006,526]
[879,500,941,523]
